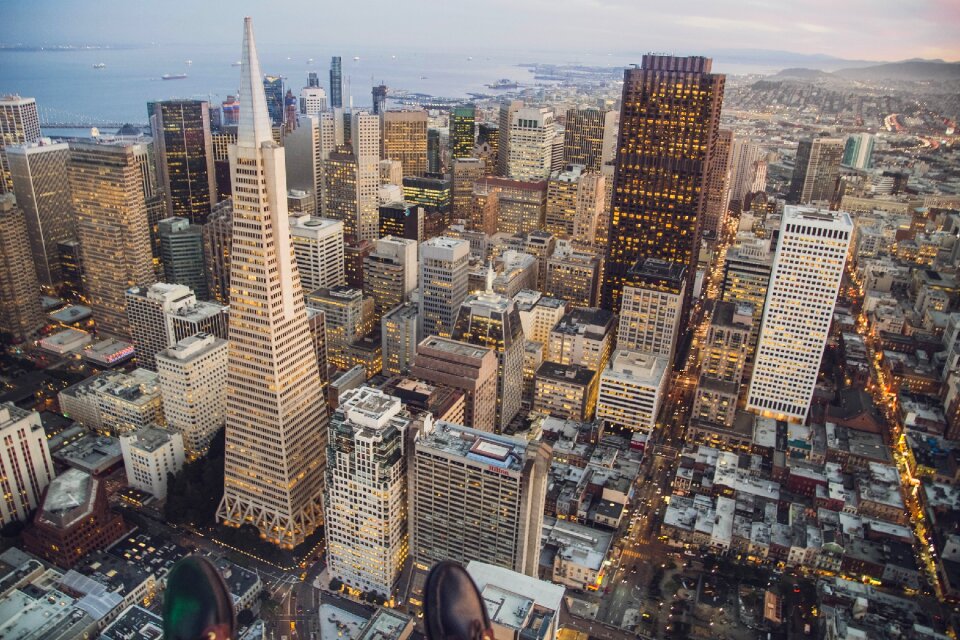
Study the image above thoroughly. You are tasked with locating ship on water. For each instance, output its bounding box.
[92,63,106,69]
[162,73,188,80]
[487,78,519,89]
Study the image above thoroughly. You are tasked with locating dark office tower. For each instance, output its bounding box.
[477,122,499,161]
[427,128,441,173]
[159,217,209,299]
[379,202,424,242]
[601,55,725,322]
[449,105,476,160]
[330,57,343,108]
[263,75,284,125]
[372,84,388,116]
[787,137,844,205]
[308,72,320,88]
[57,239,84,300]
[148,100,217,225]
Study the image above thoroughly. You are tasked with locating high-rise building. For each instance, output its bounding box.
[419,236,470,339]
[0,403,54,526]
[382,302,419,376]
[702,129,733,238]
[329,57,343,108]
[217,19,329,548]
[545,164,583,239]
[451,271,524,433]
[300,86,327,116]
[305,286,371,369]
[290,216,346,292]
[477,122,499,167]
[323,145,361,239]
[158,217,208,299]
[57,238,84,300]
[449,105,476,160]
[402,175,452,213]
[381,110,428,176]
[601,56,725,324]
[166,297,229,343]
[352,112,382,241]
[746,206,852,423]
[69,138,157,339]
[371,84,388,115]
[563,107,618,172]
[727,139,767,212]
[148,100,217,224]
[0,95,42,194]
[125,283,195,371]
[533,363,599,422]
[0,195,44,342]
[473,177,546,235]
[156,332,228,459]
[544,242,602,308]
[496,100,523,177]
[547,306,614,373]
[842,133,875,170]
[378,202,424,242]
[119,426,185,499]
[285,114,324,216]
[6,140,74,287]
[324,387,414,597]
[451,157,485,220]
[411,336,498,433]
[596,349,669,433]
[514,291,566,358]
[506,107,556,181]
[262,75,284,125]
[788,137,844,205]
[202,200,232,303]
[410,420,551,576]
[427,128,442,174]
[363,236,418,319]
[691,302,752,428]
[616,259,687,363]
[719,234,774,375]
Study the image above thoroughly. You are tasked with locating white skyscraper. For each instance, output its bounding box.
[156,333,228,459]
[290,216,345,291]
[216,18,328,548]
[119,426,185,500]
[616,259,687,364]
[419,236,470,339]
[324,387,414,598]
[746,206,852,423]
[126,282,195,371]
[506,107,556,181]
[352,111,381,241]
[727,138,767,209]
[596,349,669,433]
[300,86,328,116]
[0,403,54,526]
[0,95,42,194]
[382,302,419,376]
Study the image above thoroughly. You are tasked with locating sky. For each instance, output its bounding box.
[2,0,959,63]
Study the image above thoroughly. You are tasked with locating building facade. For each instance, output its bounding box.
[0,404,55,526]
[0,195,44,342]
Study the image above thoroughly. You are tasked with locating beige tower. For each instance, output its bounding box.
[0,195,44,342]
[69,139,157,339]
[216,18,328,548]
[380,110,428,177]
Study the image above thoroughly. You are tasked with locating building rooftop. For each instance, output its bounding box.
[536,362,596,386]
[551,307,612,337]
[159,332,226,362]
[542,516,613,571]
[0,586,94,640]
[356,607,413,640]
[168,300,228,323]
[121,426,178,454]
[418,336,491,361]
[417,420,529,472]
[100,605,163,640]
[55,433,123,475]
[604,349,669,385]
[467,561,564,614]
[36,468,96,530]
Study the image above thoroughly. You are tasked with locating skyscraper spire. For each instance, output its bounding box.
[217,17,328,548]
[238,17,273,148]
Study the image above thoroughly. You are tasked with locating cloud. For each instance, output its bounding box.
[676,15,784,33]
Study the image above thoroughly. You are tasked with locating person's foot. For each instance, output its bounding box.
[163,555,236,640]
[423,561,494,640]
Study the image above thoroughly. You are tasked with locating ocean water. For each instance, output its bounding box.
[0,43,779,126]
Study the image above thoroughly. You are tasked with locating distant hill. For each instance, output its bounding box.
[833,60,960,81]
[773,68,835,80]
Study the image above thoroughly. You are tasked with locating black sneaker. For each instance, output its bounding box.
[163,555,236,640]
[423,561,494,640]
